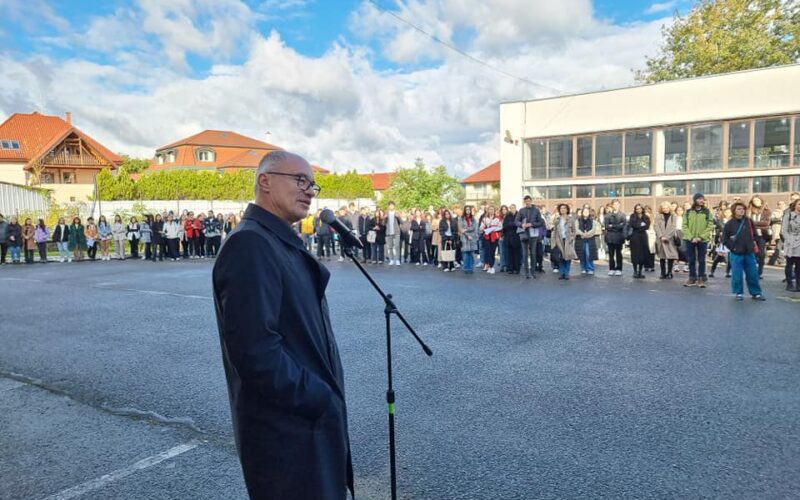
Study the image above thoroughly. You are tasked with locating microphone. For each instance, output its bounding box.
[320,209,363,249]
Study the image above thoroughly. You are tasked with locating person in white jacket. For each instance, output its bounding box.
[111,215,126,260]
[162,214,182,261]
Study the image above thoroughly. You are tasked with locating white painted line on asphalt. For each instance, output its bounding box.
[44,440,202,500]
[92,285,211,300]
[0,277,43,282]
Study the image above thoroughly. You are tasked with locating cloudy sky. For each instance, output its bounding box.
[0,0,690,177]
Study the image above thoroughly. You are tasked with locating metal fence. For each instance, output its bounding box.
[0,182,50,216]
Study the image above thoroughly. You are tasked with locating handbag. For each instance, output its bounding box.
[550,244,563,265]
[440,241,456,262]
[367,230,377,244]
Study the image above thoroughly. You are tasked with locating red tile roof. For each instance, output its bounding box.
[0,112,122,169]
[157,130,281,152]
[364,172,396,191]
[311,164,330,174]
[462,161,500,184]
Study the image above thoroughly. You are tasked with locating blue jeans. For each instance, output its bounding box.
[9,245,21,262]
[463,251,474,272]
[559,258,571,277]
[685,240,708,279]
[57,241,69,260]
[580,240,595,272]
[730,252,762,296]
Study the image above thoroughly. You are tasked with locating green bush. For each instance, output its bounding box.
[97,168,255,201]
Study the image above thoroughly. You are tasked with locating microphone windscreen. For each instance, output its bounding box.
[319,209,336,224]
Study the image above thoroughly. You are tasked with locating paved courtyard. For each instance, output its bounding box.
[1,258,798,499]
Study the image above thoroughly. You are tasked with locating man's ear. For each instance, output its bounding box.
[257,172,270,193]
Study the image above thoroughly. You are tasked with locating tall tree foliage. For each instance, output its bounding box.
[636,0,799,83]
[381,159,464,210]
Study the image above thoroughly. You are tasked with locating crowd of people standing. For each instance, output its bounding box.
[2,191,799,301]
[299,192,800,301]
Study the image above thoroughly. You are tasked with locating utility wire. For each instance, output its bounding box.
[367,0,562,94]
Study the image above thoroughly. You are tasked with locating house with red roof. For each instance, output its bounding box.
[150,130,330,175]
[362,172,396,200]
[462,161,500,205]
[0,111,122,202]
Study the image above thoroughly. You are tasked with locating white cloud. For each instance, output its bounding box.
[645,1,677,15]
[0,1,672,179]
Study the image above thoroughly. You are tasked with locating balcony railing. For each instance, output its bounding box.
[41,151,104,166]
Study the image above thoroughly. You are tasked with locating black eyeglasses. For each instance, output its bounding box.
[268,172,321,195]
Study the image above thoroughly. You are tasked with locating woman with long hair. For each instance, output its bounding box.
[782,199,800,292]
[574,207,598,275]
[654,201,679,279]
[747,195,771,278]
[34,218,49,263]
[151,213,165,261]
[551,203,577,279]
[371,209,386,264]
[21,218,35,263]
[628,203,650,279]
[439,209,457,272]
[84,216,99,260]
[479,206,502,274]
[98,215,112,261]
[112,214,126,260]
[68,216,86,262]
[127,216,141,259]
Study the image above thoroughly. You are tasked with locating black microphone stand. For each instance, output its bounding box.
[342,244,432,500]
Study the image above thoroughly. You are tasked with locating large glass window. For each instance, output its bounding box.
[576,185,593,198]
[795,118,800,165]
[524,186,546,200]
[690,124,723,171]
[528,140,546,179]
[728,122,750,168]
[595,134,622,177]
[662,181,686,196]
[790,176,800,192]
[624,130,652,175]
[752,176,790,193]
[576,137,592,177]
[624,182,651,197]
[664,128,687,173]
[727,178,750,194]
[754,118,790,168]
[548,138,573,178]
[595,183,622,198]
[688,179,721,195]
[547,186,572,199]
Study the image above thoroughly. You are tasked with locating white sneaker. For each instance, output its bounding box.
[444,268,450,272]
[588,271,594,275]
[454,263,461,269]
[437,264,442,269]
[581,270,587,274]
[608,270,615,276]
[615,270,622,276]
[415,262,420,266]
[396,261,402,266]
[423,262,428,266]
[338,257,344,262]
[553,268,559,273]
[68,258,73,263]
[489,268,495,274]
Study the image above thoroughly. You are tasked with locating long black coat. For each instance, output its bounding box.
[213,203,353,500]
[502,213,521,248]
[628,214,650,265]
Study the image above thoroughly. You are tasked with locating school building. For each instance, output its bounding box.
[499,64,800,212]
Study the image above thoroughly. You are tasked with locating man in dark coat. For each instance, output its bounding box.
[514,195,545,279]
[213,151,353,500]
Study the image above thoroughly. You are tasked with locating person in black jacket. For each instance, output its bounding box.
[604,199,627,276]
[212,151,352,499]
[151,214,164,261]
[6,216,22,264]
[357,207,372,264]
[628,204,650,279]
[410,208,428,265]
[723,202,765,301]
[514,195,545,279]
[439,209,458,272]
[502,204,521,274]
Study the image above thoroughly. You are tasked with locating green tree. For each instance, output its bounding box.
[118,156,152,174]
[636,0,800,83]
[317,170,374,200]
[381,159,463,210]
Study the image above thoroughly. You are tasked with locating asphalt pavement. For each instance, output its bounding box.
[0,257,798,499]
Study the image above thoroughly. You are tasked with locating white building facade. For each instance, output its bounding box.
[500,64,800,212]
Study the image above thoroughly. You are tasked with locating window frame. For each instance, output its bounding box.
[689,123,723,172]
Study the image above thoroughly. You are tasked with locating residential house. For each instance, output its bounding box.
[363,172,396,201]
[463,161,501,206]
[150,130,329,175]
[0,111,122,202]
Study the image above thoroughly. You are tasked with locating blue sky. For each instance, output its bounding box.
[0,0,686,175]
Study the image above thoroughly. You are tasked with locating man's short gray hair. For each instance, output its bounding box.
[255,150,300,195]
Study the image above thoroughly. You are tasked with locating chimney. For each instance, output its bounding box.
[65,112,72,125]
